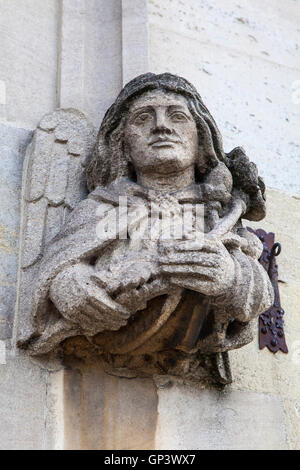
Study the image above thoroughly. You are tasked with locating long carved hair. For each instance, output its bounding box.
[87,73,266,221]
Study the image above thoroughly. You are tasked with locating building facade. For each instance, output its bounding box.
[0,0,299,449]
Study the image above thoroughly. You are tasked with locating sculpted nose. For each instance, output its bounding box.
[152,110,172,134]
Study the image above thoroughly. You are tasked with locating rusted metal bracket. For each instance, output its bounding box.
[247,228,288,354]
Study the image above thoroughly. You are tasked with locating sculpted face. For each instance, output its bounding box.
[124,90,198,180]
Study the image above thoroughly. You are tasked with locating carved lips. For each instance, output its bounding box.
[149,136,182,148]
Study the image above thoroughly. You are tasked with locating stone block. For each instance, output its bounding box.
[63,360,158,450]
[0,348,58,450]
[0,0,58,128]
[156,385,287,450]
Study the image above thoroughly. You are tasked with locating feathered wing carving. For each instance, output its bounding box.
[14,109,96,346]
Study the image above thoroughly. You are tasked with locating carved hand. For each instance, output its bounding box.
[92,256,166,311]
[159,239,235,296]
[92,258,156,295]
[49,263,131,335]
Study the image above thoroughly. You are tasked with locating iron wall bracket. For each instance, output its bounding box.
[247,228,288,354]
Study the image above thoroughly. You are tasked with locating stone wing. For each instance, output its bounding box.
[15,109,96,344]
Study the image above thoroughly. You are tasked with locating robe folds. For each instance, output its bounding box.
[23,178,274,356]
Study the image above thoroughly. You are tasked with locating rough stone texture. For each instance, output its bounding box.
[18,75,273,387]
[0,0,298,451]
[14,109,96,345]
[0,346,62,450]
[229,188,300,450]
[63,359,158,450]
[0,122,32,339]
[58,0,123,128]
[0,0,58,128]
[122,0,149,85]
[0,0,123,130]
[155,385,287,450]
[148,0,300,196]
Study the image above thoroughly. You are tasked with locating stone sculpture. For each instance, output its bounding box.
[15,73,274,384]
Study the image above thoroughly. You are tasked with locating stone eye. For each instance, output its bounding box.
[171,112,188,122]
[134,112,152,124]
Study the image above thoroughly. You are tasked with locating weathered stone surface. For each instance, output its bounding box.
[229,188,300,449]
[0,347,60,450]
[58,0,123,128]
[17,74,273,386]
[15,109,95,345]
[283,398,300,451]
[122,0,149,85]
[0,0,298,453]
[0,122,32,339]
[149,0,300,196]
[63,359,158,450]
[155,385,288,450]
[0,0,58,127]
[0,0,298,452]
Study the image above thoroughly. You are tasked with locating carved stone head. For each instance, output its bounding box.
[87,73,223,187]
[87,73,266,221]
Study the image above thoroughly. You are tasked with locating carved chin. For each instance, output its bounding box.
[145,152,193,173]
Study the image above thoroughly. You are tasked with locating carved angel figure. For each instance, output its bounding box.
[16,73,273,383]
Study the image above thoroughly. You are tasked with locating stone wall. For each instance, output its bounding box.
[147,0,300,450]
[0,0,299,449]
[149,0,300,195]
